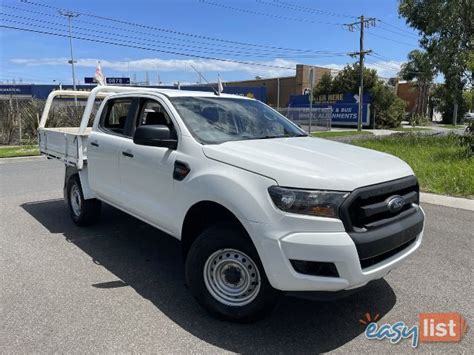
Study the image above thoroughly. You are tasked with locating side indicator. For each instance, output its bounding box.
[173,161,190,181]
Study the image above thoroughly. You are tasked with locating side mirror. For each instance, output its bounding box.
[133,125,178,149]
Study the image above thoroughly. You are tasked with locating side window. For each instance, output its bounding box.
[101,99,132,136]
[137,100,172,127]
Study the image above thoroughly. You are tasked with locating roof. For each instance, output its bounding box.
[110,87,251,99]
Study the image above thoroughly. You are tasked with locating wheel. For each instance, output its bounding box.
[66,175,101,226]
[185,225,280,322]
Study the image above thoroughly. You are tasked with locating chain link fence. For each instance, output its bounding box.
[278,107,332,133]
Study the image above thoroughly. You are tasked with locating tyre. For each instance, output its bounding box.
[185,225,280,322]
[66,175,101,226]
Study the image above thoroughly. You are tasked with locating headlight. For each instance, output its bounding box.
[268,186,349,218]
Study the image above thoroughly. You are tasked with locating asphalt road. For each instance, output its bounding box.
[1,158,472,353]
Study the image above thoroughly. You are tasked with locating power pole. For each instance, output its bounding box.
[58,10,79,105]
[346,16,376,131]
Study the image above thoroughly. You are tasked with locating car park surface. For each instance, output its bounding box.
[0,159,472,353]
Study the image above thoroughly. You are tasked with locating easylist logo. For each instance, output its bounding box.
[362,312,468,348]
[419,313,468,343]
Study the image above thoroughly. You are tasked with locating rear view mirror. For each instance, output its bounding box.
[133,125,178,149]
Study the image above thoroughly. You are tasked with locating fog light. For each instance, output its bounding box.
[290,260,339,277]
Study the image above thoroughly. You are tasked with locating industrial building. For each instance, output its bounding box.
[224,64,332,108]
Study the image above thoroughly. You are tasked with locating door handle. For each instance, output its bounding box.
[90,141,99,147]
[122,151,134,158]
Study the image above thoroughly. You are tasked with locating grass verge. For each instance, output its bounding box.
[437,124,466,129]
[352,134,473,198]
[312,130,373,138]
[0,145,40,158]
[392,127,431,132]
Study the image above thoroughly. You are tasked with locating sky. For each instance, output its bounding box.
[0,0,422,85]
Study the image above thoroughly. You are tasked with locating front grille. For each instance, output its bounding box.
[339,176,423,269]
[360,236,417,269]
[339,176,419,232]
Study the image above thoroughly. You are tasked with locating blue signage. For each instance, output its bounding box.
[0,85,32,96]
[289,93,371,126]
[84,77,130,85]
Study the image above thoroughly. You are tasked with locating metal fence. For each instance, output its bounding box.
[278,107,332,133]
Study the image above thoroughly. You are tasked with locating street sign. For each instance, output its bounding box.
[84,77,130,85]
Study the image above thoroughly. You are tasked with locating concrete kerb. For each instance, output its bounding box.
[420,192,474,211]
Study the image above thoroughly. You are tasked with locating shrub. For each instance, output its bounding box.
[409,113,430,127]
[460,120,474,156]
[375,95,406,129]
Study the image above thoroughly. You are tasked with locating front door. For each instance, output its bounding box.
[118,97,177,234]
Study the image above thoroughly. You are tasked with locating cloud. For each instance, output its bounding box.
[11,57,404,79]
[366,61,403,78]
[11,57,299,78]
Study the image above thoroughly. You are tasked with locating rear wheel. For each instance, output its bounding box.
[185,225,280,322]
[66,175,101,226]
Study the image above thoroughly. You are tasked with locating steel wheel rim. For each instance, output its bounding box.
[70,184,82,216]
[204,248,261,306]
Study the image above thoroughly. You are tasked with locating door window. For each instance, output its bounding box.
[138,100,173,127]
[132,99,177,139]
[100,99,133,136]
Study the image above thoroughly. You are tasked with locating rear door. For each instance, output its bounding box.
[118,96,178,233]
[88,97,135,205]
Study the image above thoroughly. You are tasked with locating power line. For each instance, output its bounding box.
[0,13,349,60]
[378,19,420,37]
[3,4,336,56]
[365,58,421,75]
[256,0,419,42]
[198,0,344,26]
[256,0,354,19]
[16,0,341,54]
[366,31,418,47]
[376,22,419,40]
[0,24,301,71]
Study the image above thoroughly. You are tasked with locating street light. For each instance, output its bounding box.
[58,10,79,104]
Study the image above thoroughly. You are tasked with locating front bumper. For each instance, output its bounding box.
[248,207,424,292]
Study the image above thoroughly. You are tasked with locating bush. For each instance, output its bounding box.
[374,95,406,129]
[460,120,474,156]
[409,113,430,127]
[371,82,406,128]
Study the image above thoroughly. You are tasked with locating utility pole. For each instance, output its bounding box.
[58,10,79,105]
[345,16,376,131]
[276,77,280,109]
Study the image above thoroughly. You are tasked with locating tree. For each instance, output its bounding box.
[431,83,469,122]
[399,50,436,118]
[313,72,333,97]
[399,0,473,123]
[316,63,406,128]
[331,64,378,94]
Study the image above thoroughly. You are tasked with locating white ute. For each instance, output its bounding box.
[39,86,425,322]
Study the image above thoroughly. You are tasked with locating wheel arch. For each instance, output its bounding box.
[181,200,253,259]
[64,165,96,200]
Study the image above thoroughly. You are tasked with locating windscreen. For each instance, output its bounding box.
[170,97,306,144]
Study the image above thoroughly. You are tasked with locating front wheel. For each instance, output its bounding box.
[66,175,101,226]
[185,226,280,322]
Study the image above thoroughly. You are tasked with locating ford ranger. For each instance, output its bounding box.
[38,86,424,322]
